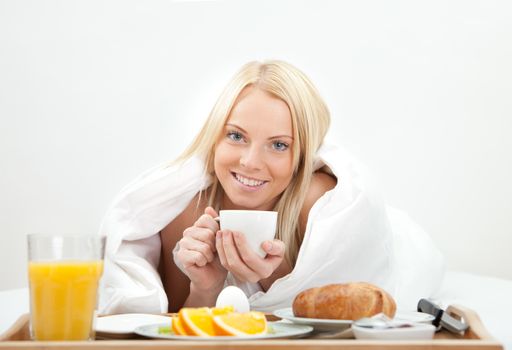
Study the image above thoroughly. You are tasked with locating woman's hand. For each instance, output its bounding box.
[176,207,227,296]
[216,230,285,284]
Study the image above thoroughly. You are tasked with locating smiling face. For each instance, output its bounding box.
[214,86,295,211]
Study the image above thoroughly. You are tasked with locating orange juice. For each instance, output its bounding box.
[28,260,104,340]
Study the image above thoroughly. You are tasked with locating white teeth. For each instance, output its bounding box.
[235,173,265,187]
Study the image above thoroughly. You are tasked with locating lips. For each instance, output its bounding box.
[232,172,268,187]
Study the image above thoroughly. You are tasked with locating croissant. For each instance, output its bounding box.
[292,282,396,320]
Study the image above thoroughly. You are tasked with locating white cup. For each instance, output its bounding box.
[219,210,277,258]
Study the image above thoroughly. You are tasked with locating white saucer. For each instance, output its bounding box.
[95,313,172,335]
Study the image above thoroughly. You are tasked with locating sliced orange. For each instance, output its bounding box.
[171,315,188,335]
[212,311,268,336]
[178,307,216,336]
[211,305,234,315]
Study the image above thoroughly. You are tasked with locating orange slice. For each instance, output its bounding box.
[212,311,268,336]
[171,315,188,335]
[211,305,234,315]
[178,307,216,336]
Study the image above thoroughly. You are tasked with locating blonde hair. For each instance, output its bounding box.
[177,60,330,267]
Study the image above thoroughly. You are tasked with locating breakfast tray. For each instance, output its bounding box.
[0,304,503,350]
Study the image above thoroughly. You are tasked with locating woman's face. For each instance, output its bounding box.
[214,87,295,211]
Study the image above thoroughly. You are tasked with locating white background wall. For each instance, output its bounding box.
[0,0,511,290]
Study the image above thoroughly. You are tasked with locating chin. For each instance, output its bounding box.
[229,198,264,210]
[223,191,268,210]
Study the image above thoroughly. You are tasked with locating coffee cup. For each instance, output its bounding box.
[219,210,277,258]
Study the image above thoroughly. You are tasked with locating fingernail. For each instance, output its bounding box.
[265,241,273,251]
[223,231,229,238]
[216,231,221,239]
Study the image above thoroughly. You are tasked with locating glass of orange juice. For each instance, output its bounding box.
[27,234,105,341]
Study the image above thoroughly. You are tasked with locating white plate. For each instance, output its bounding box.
[95,313,172,335]
[134,321,313,340]
[273,308,435,332]
[273,308,352,332]
[352,323,436,340]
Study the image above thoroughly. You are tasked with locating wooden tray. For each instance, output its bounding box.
[0,304,503,349]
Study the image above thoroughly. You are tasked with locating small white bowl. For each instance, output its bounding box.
[352,323,436,340]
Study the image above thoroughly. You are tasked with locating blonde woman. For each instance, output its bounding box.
[162,61,335,311]
[99,60,444,314]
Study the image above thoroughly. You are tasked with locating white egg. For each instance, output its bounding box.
[215,286,250,313]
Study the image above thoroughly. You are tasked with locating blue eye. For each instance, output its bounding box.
[227,131,244,142]
[272,141,289,151]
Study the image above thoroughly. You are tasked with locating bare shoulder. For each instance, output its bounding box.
[299,171,337,230]
[306,171,337,205]
[161,192,206,239]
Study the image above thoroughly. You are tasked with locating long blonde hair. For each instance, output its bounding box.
[177,60,330,267]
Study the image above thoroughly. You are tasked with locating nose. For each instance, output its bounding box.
[240,144,264,170]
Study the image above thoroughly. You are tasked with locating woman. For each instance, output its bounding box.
[160,61,336,311]
[99,60,444,314]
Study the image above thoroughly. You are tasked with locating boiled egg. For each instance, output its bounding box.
[215,286,250,313]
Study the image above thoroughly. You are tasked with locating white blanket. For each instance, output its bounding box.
[98,142,445,314]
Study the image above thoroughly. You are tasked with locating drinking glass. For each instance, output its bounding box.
[27,234,105,341]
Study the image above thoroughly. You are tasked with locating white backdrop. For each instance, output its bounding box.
[0,0,511,290]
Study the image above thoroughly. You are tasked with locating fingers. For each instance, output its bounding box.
[216,230,285,284]
[179,236,215,263]
[262,239,285,258]
[176,246,209,268]
[183,226,216,253]
[204,206,218,220]
[194,212,219,235]
[232,232,274,279]
[261,239,286,272]
[179,206,285,285]
[216,230,260,283]
[176,207,221,270]
[182,206,220,254]
[195,206,219,231]
[215,231,226,267]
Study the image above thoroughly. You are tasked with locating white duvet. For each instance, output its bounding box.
[97,142,445,314]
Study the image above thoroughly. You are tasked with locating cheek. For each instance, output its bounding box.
[270,157,294,184]
[214,143,235,172]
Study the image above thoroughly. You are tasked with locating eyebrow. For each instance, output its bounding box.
[225,123,294,140]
